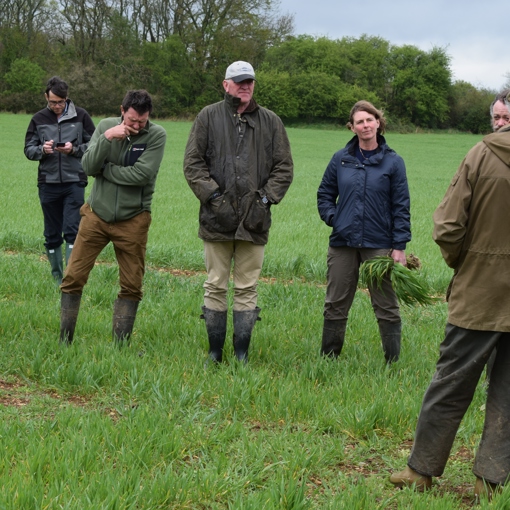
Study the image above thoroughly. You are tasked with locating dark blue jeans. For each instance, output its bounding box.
[38,182,86,249]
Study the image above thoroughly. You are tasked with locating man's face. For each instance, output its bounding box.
[121,107,149,132]
[492,100,510,132]
[223,79,255,106]
[45,91,67,116]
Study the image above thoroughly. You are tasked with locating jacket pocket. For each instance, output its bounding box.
[244,193,271,234]
[200,194,238,232]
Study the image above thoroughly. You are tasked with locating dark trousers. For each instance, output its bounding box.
[61,204,151,301]
[408,323,510,484]
[38,182,85,249]
[324,246,400,322]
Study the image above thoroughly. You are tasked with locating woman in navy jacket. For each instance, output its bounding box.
[317,100,411,363]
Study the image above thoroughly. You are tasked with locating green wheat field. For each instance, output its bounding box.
[0,113,506,509]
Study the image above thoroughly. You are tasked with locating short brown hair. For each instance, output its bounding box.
[346,100,387,135]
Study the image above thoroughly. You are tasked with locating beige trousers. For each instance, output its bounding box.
[203,240,265,311]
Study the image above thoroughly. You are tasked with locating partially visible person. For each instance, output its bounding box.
[490,88,510,132]
[485,89,510,380]
[390,92,510,500]
[24,76,95,284]
[60,90,167,345]
[184,61,293,363]
[317,100,411,363]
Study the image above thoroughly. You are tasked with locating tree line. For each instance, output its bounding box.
[0,0,506,133]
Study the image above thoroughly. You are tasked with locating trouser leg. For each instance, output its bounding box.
[362,248,401,323]
[473,334,510,484]
[230,242,264,361]
[323,246,359,321]
[232,241,264,311]
[62,182,85,245]
[38,183,64,250]
[408,324,498,477]
[203,241,233,311]
[61,204,110,295]
[112,211,151,301]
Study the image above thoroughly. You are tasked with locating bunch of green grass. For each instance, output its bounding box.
[360,256,438,307]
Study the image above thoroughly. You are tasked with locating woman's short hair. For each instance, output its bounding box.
[346,100,387,135]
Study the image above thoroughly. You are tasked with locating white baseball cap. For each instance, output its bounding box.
[225,61,255,83]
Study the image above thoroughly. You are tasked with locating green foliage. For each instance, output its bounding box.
[141,37,195,116]
[388,46,451,128]
[255,70,300,118]
[3,58,45,94]
[360,256,438,307]
[0,3,494,131]
[448,81,495,134]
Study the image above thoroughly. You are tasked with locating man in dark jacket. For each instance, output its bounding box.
[184,61,293,363]
[60,90,167,345]
[24,76,95,284]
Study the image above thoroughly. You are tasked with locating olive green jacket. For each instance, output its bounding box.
[83,117,167,223]
[433,125,510,331]
[184,93,293,245]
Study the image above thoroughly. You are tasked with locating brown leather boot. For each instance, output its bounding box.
[389,466,432,490]
[474,476,501,501]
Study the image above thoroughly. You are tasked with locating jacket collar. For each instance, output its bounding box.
[224,93,258,114]
[346,133,388,161]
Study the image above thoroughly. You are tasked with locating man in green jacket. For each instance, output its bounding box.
[60,90,167,345]
[184,61,293,363]
[390,93,510,500]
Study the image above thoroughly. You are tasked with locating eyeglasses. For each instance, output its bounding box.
[48,100,66,106]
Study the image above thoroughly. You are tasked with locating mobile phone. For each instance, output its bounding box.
[56,142,66,148]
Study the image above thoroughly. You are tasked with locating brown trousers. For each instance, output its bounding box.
[324,246,400,322]
[61,204,151,301]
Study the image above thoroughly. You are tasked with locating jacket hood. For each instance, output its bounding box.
[483,124,510,167]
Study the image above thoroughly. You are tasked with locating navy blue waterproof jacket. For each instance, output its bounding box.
[317,135,411,250]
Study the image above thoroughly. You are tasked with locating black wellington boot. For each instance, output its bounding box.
[320,319,347,358]
[201,306,228,363]
[378,320,401,363]
[113,298,139,344]
[233,308,261,362]
[60,293,81,344]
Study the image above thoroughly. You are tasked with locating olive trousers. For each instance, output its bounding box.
[408,323,510,484]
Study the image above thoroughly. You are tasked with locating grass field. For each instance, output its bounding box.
[0,113,505,509]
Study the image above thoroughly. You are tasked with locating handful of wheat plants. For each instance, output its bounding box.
[359,256,437,307]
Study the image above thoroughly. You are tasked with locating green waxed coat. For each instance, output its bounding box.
[433,125,510,332]
[184,93,293,245]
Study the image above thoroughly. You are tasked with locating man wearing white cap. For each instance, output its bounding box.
[184,60,293,363]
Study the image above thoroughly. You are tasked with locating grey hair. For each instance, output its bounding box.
[490,89,510,117]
